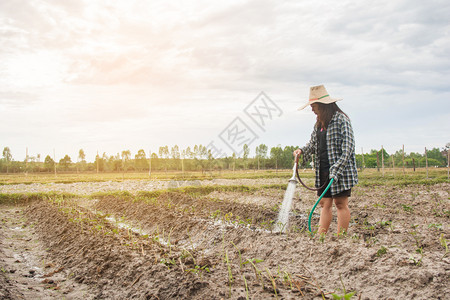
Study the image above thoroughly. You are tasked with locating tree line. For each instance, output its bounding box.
[1,144,449,173]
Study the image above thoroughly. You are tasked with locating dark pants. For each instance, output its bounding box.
[317,171,351,198]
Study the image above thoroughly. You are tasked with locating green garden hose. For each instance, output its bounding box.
[308,178,334,233]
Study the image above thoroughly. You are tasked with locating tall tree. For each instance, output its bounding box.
[243,144,250,169]
[2,147,12,173]
[59,155,72,171]
[44,155,54,172]
[270,145,283,171]
[135,149,148,171]
[121,150,131,172]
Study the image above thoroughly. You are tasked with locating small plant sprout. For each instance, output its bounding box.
[439,234,449,259]
[243,258,264,288]
[332,274,355,299]
[242,274,249,300]
[230,241,243,269]
[225,250,233,297]
[376,246,388,257]
[265,267,278,299]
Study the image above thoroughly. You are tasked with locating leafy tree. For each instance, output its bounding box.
[242,144,250,169]
[59,155,72,171]
[270,145,283,171]
[135,149,148,171]
[77,149,86,172]
[2,147,12,173]
[185,146,193,159]
[171,145,180,170]
[78,149,86,162]
[427,147,446,166]
[44,155,54,172]
[121,150,131,171]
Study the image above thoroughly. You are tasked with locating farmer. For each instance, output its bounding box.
[293,85,358,234]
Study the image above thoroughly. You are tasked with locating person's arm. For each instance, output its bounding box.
[329,115,355,181]
[294,126,317,163]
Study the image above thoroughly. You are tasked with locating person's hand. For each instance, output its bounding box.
[293,149,302,157]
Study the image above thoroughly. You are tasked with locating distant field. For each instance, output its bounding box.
[0,167,448,185]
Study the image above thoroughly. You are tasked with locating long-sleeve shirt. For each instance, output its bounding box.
[301,111,358,195]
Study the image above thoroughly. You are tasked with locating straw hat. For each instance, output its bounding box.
[297,85,342,110]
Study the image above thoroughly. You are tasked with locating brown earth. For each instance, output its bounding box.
[0,181,449,299]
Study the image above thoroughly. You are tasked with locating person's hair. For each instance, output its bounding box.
[315,103,348,129]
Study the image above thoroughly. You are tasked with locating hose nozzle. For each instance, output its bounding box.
[289,154,299,183]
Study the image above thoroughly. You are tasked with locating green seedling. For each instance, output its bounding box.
[186,265,210,277]
[225,250,233,298]
[439,234,448,259]
[376,246,388,257]
[282,271,294,290]
[242,274,249,300]
[243,258,264,288]
[428,223,442,230]
[332,274,355,299]
[401,204,413,212]
[377,220,391,228]
[265,267,278,299]
[230,242,243,269]
[319,233,326,243]
[160,258,176,269]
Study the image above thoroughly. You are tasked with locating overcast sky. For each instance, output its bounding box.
[1,0,449,162]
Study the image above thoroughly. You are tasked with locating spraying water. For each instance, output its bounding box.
[273,156,298,233]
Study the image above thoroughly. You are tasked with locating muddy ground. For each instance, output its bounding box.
[0,180,448,299]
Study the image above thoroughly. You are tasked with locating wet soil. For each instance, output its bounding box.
[0,180,449,299]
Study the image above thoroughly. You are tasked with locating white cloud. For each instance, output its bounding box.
[1,0,449,160]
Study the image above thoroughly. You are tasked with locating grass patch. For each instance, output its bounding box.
[0,192,77,205]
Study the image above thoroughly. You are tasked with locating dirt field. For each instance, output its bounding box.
[0,178,448,299]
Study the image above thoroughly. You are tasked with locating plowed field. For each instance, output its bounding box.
[0,179,448,299]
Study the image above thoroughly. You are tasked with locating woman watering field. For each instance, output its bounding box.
[294,85,358,234]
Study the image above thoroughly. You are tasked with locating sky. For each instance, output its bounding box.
[1,0,449,162]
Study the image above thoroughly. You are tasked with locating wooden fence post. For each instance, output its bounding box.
[96,150,99,174]
[149,150,152,177]
[425,147,429,179]
[54,149,57,176]
[361,147,365,170]
[25,147,29,175]
[377,151,380,172]
[447,149,450,179]
[381,145,385,177]
[392,155,395,177]
[402,144,405,175]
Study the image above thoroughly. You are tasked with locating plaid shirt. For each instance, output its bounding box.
[301,111,358,195]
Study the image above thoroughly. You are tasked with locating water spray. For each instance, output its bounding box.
[274,154,335,234]
[273,155,299,233]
